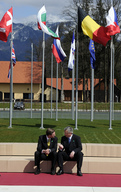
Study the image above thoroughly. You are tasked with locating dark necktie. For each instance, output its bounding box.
[68,138,71,144]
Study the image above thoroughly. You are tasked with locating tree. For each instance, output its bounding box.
[63,0,121,102]
[31,0,121,102]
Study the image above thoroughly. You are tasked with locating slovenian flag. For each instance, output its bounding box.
[37,5,60,39]
[52,26,66,63]
[78,7,111,46]
[106,6,120,36]
[68,32,75,70]
[8,43,16,78]
[89,39,96,69]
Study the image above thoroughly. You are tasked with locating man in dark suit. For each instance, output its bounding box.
[34,128,58,175]
[57,126,83,176]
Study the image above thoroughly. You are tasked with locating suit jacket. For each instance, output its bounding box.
[61,134,82,155]
[37,135,58,153]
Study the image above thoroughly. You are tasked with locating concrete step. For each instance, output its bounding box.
[0,156,121,174]
[0,143,121,174]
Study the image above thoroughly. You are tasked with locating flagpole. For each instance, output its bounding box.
[8,23,13,128]
[91,68,94,121]
[40,32,45,129]
[56,62,58,121]
[72,64,74,120]
[71,32,75,120]
[109,0,113,130]
[109,38,113,130]
[31,43,33,119]
[51,44,53,118]
[74,29,78,130]
[112,44,114,120]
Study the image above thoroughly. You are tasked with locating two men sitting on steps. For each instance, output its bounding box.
[34,126,83,176]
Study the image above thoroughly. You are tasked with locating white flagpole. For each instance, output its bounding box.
[91,68,94,121]
[56,62,58,121]
[109,0,113,130]
[109,37,113,130]
[31,43,33,119]
[72,32,75,120]
[74,29,78,130]
[40,32,45,129]
[51,44,53,118]
[72,65,74,120]
[8,24,13,128]
[112,44,115,120]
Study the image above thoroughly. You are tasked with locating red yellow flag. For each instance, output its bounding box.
[78,7,111,46]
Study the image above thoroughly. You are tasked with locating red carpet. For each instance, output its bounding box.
[0,173,121,187]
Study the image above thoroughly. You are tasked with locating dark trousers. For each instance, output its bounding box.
[35,151,57,170]
[57,151,83,171]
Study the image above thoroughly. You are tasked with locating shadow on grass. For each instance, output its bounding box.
[70,124,96,129]
[36,124,56,129]
[12,123,56,129]
[12,123,37,128]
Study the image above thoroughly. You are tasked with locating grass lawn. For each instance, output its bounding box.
[1,102,121,110]
[0,118,121,144]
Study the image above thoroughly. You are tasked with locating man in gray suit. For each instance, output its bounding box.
[57,126,83,176]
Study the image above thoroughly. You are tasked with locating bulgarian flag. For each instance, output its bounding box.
[37,5,60,39]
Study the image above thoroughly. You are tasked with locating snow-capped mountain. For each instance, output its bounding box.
[0,22,57,61]
[0,20,71,61]
[0,22,42,61]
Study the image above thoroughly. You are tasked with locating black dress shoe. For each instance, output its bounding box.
[51,169,56,175]
[35,168,41,175]
[56,169,64,175]
[77,170,83,176]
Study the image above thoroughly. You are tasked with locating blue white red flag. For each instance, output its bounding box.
[52,26,66,63]
[8,43,16,78]
[89,39,96,69]
[68,32,75,70]
[106,6,120,36]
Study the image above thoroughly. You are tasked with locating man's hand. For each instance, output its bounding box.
[69,151,75,158]
[58,144,64,150]
[43,149,50,155]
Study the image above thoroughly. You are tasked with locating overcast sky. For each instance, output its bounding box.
[0,0,71,23]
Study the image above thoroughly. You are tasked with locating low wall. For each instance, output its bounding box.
[0,143,121,174]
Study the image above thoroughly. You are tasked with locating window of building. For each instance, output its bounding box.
[4,93,14,101]
[23,93,34,99]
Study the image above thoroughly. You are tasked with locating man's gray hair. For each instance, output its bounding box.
[64,126,73,133]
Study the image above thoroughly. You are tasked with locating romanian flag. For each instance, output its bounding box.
[78,7,111,46]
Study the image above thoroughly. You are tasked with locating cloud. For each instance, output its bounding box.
[0,0,70,23]
[22,14,67,24]
[16,14,36,24]
[0,0,69,8]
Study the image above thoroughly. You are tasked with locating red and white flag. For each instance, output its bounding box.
[0,7,13,42]
[106,6,120,36]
